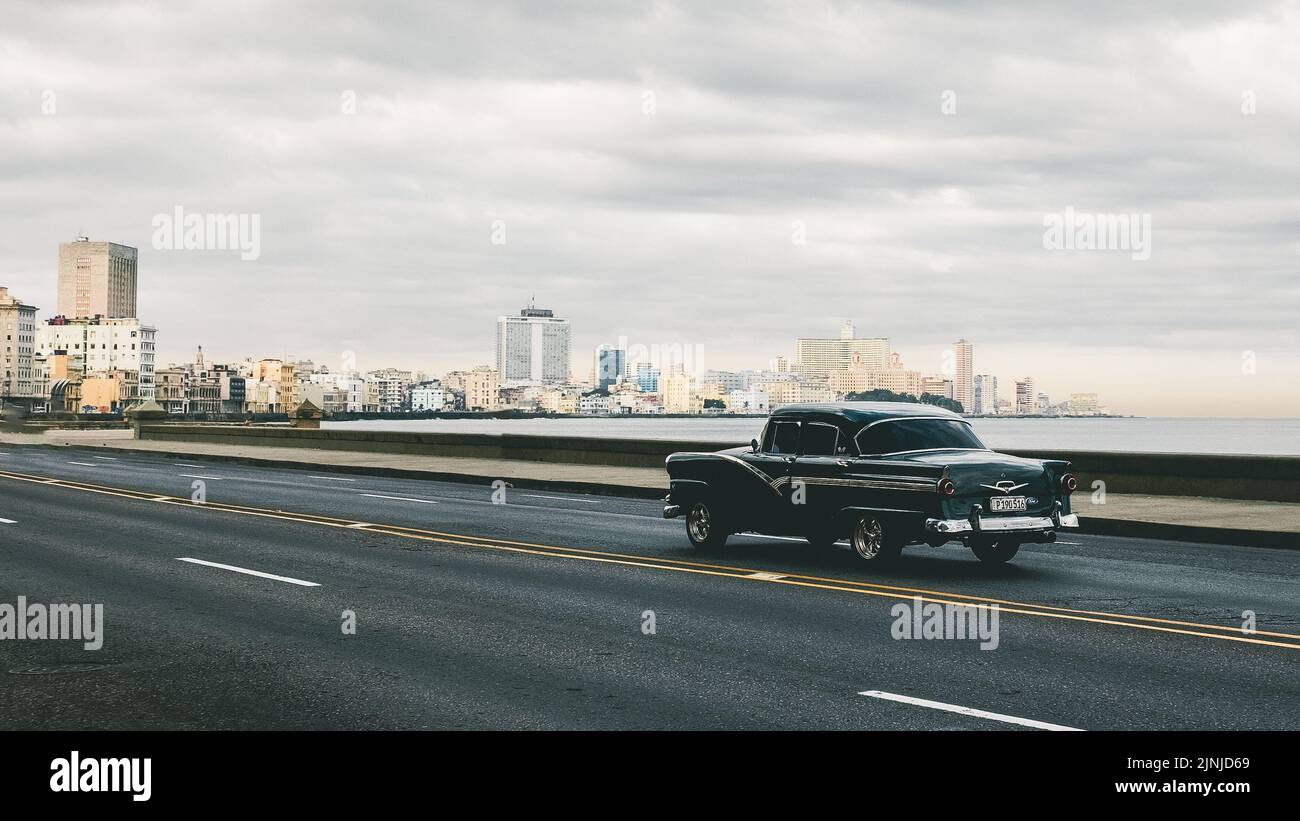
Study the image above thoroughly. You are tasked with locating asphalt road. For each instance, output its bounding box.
[0,444,1297,730]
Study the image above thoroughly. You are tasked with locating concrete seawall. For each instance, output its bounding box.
[137,424,1300,503]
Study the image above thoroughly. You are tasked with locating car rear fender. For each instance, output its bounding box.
[667,478,710,506]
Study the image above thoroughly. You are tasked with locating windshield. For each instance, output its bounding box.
[854,418,986,455]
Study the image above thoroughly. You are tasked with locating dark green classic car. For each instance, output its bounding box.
[664,402,1079,564]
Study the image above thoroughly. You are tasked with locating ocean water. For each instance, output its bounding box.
[323,416,1300,456]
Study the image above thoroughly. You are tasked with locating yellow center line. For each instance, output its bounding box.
[3,467,1298,651]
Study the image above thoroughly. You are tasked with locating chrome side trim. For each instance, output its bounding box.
[864,447,989,458]
[672,452,782,496]
[860,415,966,429]
[775,475,940,493]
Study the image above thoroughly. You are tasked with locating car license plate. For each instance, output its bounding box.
[990,496,1027,512]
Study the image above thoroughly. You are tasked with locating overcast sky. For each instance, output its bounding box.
[2,0,1298,416]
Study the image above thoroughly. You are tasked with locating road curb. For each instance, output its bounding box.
[1,440,669,501]
[6,440,1297,549]
[1075,516,1299,550]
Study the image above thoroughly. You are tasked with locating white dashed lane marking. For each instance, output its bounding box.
[521,494,601,503]
[359,493,438,505]
[176,557,320,587]
[858,690,1082,731]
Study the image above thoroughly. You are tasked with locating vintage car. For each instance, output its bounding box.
[663,402,1079,564]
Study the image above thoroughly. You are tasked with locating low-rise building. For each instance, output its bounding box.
[726,385,769,413]
[0,287,37,399]
[827,367,924,398]
[410,381,445,412]
[760,379,835,408]
[920,375,952,399]
[81,369,136,413]
[366,368,413,412]
[538,386,579,414]
[299,382,349,414]
[35,314,156,400]
[579,391,611,415]
[466,365,500,411]
[155,367,188,413]
[662,371,693,413]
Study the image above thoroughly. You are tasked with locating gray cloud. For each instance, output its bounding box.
[1,0,1297,413]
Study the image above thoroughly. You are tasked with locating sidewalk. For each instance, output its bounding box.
[2,430,1298,548]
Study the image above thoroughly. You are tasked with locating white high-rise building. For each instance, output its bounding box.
[496,304,571,386]
[973,374,998,415]
[952,339,973,413]
[58,237,138,319]
[35,315,156,399]
[1015,377,1036,415]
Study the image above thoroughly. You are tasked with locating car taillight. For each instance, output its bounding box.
[938,478,955,497]
[1060,473,1078,493]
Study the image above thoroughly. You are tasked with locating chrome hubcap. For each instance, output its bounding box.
[688,504,711,542]
[853,518,883,559]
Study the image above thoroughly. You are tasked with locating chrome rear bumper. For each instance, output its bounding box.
[926,512,1079,535]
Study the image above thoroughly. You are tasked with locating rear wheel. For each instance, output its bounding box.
[685,500,728,550]
[971,540,1020,564]
[849,515,901,563]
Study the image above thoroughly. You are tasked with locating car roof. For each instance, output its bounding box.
[770,402,964,425]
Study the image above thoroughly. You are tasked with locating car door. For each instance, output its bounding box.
[740,418,800,530]
[789,421,852,532]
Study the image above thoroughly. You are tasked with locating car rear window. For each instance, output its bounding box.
[855,418,986,455]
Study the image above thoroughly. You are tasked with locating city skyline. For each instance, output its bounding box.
[5,254,1101,415]
[3,2,1299,416]
[0,257,1244,418]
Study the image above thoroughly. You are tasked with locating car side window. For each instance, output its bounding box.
[800,422,839,456]
[767,421,800,454]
